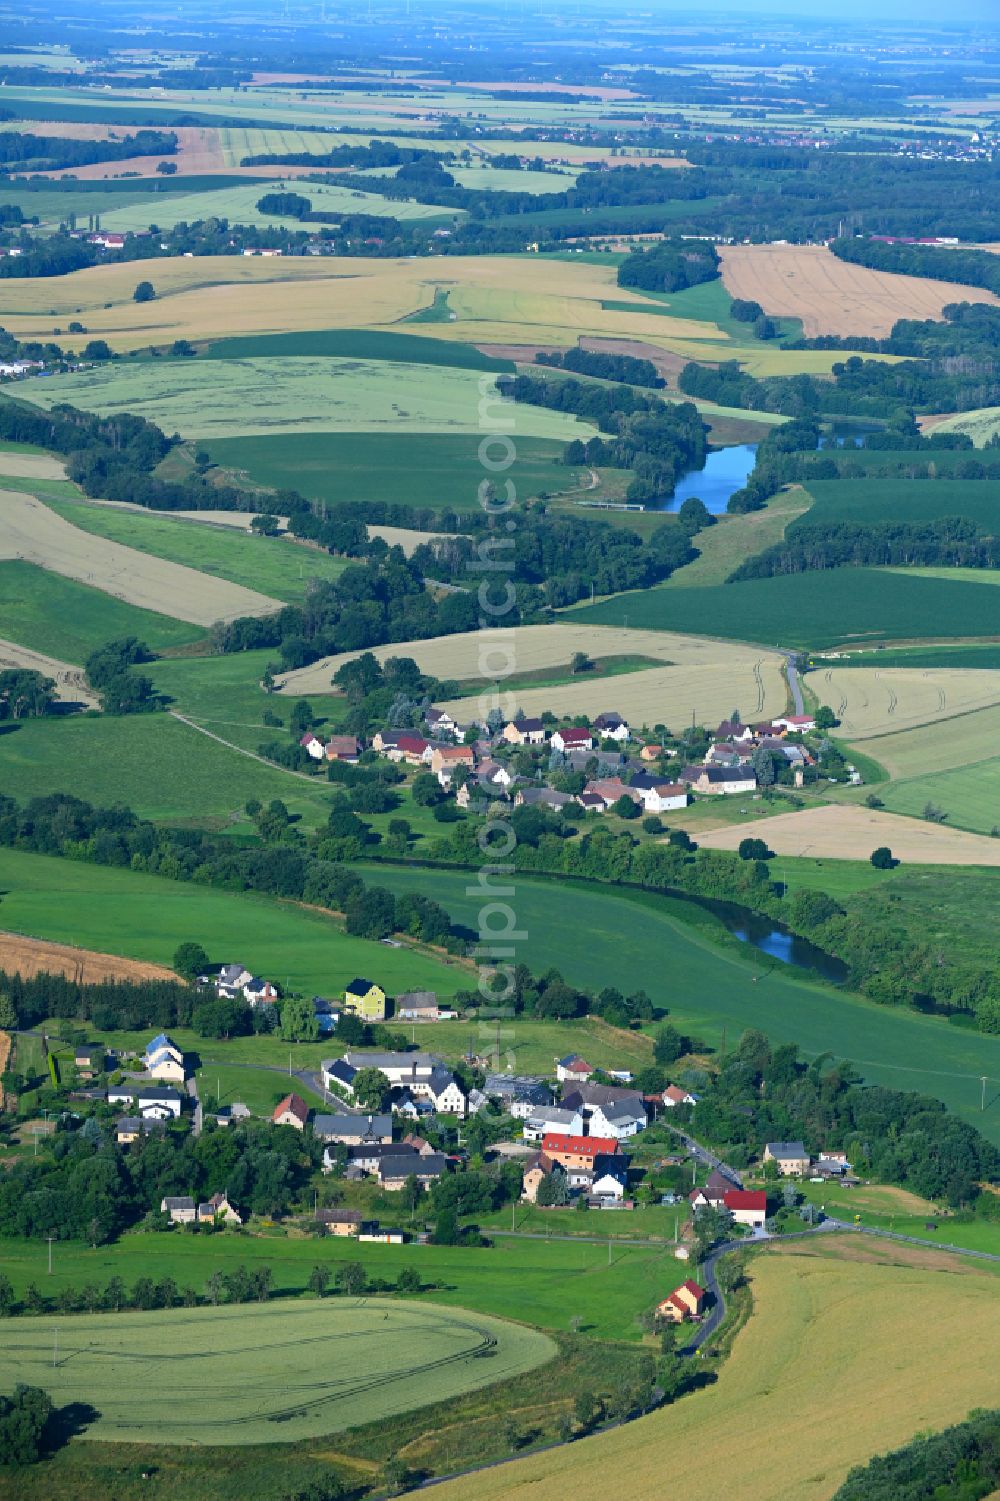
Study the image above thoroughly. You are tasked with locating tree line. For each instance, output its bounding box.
[832,1408,1000,1501]
[0,129,176,172]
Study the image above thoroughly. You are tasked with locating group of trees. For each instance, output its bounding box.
[690,1028,997,1206]
[84,637,160,715]
[617,237,719,293]
[832,1407,1000,1501]
[729,514,998,581]
[0,129,176,172]
[535,347,664,388]
[0,669,56,720]
[505,371,707,503]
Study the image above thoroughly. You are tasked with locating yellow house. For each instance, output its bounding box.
[344,977,387,1022]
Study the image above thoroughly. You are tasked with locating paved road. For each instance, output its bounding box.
[784,652,805,715]
[660,1122,744,1189]
[185,1076,202,1137]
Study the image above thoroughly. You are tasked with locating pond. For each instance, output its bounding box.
[655,442,757,514]
[709,900,848,984]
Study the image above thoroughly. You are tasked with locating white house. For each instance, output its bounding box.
[300,732,326,759]
[556,1054,593,1084]
[661,1084,698,1108]
[772,714,816,733]
[640,782,689,814]
[136,1087,183,1120]
[427,1067,467,1115]
[593,713,630,743]
[522,1105,584,1143]
[723,1190,767,1229]
[161,1195,196,1224]
[588,1099,647,1140]
[681,765,758,796]
[590,1157,629,1202]
[551,728,594,754]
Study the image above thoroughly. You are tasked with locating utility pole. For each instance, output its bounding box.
[53,1326,58,1368]
[982,1075,989,1112]
[46,1236,55,1274]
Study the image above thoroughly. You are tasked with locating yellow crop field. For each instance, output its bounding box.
[923,407,1000,446]
[812,665,1000,738]
[278,622,787,729]
[432,1240,1000,1501]
[698,803,1000,866]
[0,451,66,481]
[0,254,724,354]
[0,489,282,626]
[848,702,1000,779]
[719,243,1000,337]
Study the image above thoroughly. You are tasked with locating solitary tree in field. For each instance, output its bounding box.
[814,704,838,730]
[308,1265,331,1298]
[570,650,593,674]
[870,846,896,870]
[133,280,155,303]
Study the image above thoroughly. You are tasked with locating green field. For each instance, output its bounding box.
[207,432,574,512]
[799,477,1000,529]
[0,1229,674,1343]
[568,568,1000,650]
[0,846,464,999]
[27,359,591,442]
[879,757,1000,835]
[204,328,513,371]
[362,865,1000,1140]
[41,498,347,604]
[0,1299,554,1445]
[99,177,457,232]
[0,713,338,827]
[812,643,1000,669]
[666,489,810,589]
[0,560,202,661]
[145,649,348,753]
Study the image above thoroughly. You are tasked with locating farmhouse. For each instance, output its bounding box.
[556,1054,593,1084]
[485,1073,553,1117]
[514,786,574,811]
[115,1115,158,1144]
[764,1141,811,1176]
[135,1086,183,1120]
[312,1112,393,1145]
[378,1151,447,1190]
[425,707,458,735]
[143,1033,186,1084]
[396,991,439,1022]
[593,712,630,742]
[343,978,387,1022]
[273,1093,310,1130]
[656,1279,705,1323]
[300,732,325,759]
[161,1195,196,1225]
[772,714,817,733]
[431,743,475,783]
[316,1208,364,1237]
[661,1084,698,1108]
[342,1050,437,1088]
[198,1192,242,1226]
[541,1133,619,1171]
[551,727,594,753]
[586,1098,647,1140]
[724,1189,767,1229]
[523,1106,584,1142]
[680,765,758,796]
[325,735,360,762]
[639,782,689,814]
[521,1152,563,1203]
[503,717,547,746]
[690,1168,743,1210]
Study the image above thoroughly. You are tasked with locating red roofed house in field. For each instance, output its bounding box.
[273,1093,309,1131]
[656,1279,705,1323]
[541,1133,619,1170]
[723,1189,767,1229]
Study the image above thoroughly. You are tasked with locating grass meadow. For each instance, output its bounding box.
[799,476,1000,529]
[0,1299,553,1446]
[0,713,338,827]
[27,359,591,442]
[432,1242,1000,1501]
[99,177,457,232]
[880,757,1000,835]
[206,432,573,511]
[0,560,203,661]
[363,865,1000,1139]
[0,846,464,999]
[569,567,1000,650]
[43,498,347,604]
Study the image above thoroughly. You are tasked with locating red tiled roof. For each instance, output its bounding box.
[679,1278,705,1299]
[396,735,429,752]
[273,1092,309,1125]
[541,1133,619,1157]
[723,1190,767,1211]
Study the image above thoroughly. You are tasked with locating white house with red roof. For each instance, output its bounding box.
[551,727,594,753]
[771,713,817,733]
[556,1053,593,1084]
[723,1189,767,1229]
[656,1278,705,1323]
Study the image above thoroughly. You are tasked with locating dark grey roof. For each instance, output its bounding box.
[379,1152,446,1180]
[313,1113,392,1140]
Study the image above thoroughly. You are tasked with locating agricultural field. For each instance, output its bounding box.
[99,177,457,233]
[25,359,592,441]
[0,560,203,661]
[204,328,512,371]
[698,803,1000,867]
[664,488,811,589]
[0,637,97,707]
[365,866,1000,1139]
[0,713,338,827]
[433,1242,1000,1501]
[569,567,1000,651]
[0,450,66,481]
[43,497,347,604]
[878,758,1000,836]
[0,488,281,625]
[928,406,1000,446]
[0,845,464,1000]
[0,1299,553,1445]
[279,622,789,730]
[718,242,1000,337]
[799,476,1000,529]
[809,665,1000,738]
[206,432,573,513]
[0,932,176,984]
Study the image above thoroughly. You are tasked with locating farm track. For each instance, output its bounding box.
[168,712,324,783]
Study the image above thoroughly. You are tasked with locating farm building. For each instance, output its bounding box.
[764,1141,811,1176]
[273,1093,310,1130]
[656,1279,705,1323]
[343,979,387,1022]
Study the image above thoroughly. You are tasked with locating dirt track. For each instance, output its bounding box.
[0,488,283,628]
[719,243,1000,337]
[0,637,99,706]
[0,931,178,983]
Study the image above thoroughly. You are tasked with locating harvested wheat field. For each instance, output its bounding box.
[698,803,1000,866]
[368,524,449,555]
[432,1240,1000,1501]
[36,125,226,179]
[813,665,1000,737]
[0,451,66,481]
[719,243,1000,337]
[437,660,786,731]
[278,622,786,720]
[0,254,726,353]
[0,931,177,984]
[0,489,282,626]
[0,637,98,707]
